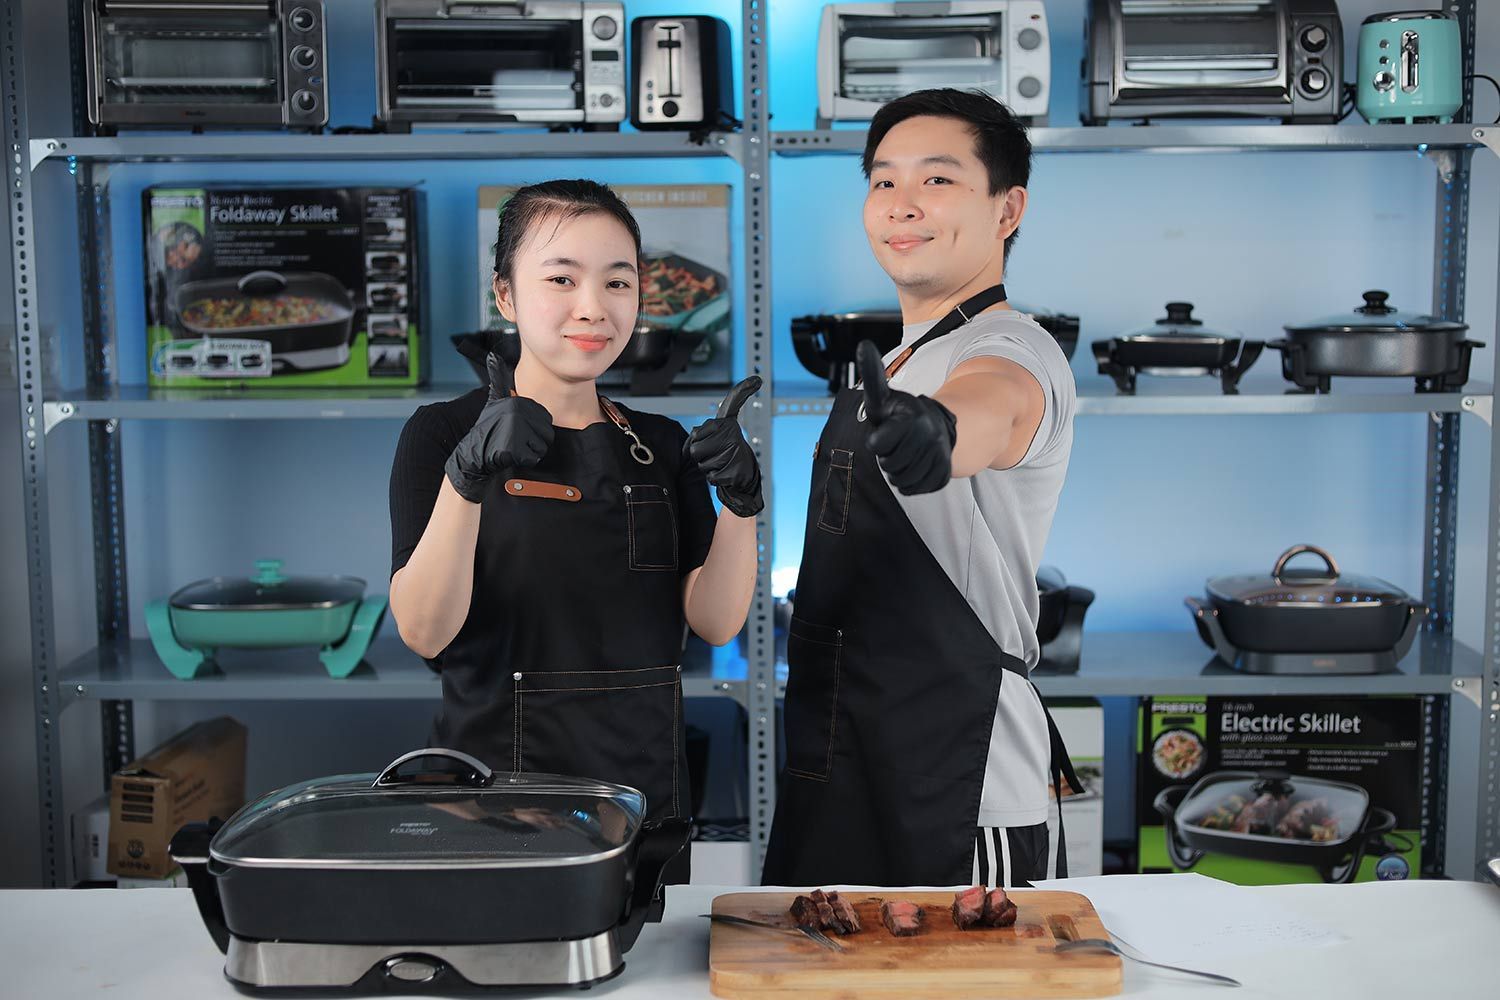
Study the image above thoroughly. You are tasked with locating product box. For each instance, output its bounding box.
[144,185,424,387]
[1046,699,1104,878]
[107,716,247,879]
[478,184,733,387]
[70,794,111,884]
[1138,695,1425,885]
[116,867,191,890]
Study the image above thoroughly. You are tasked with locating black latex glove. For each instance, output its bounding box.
[684,376,764,518]
[444,351,555,504]
[857,339,958,496]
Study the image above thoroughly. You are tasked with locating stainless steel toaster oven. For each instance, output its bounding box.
[83,0,328,132]
[1081,0,1343,124]
[817,1,1051,128]
[376,0,626,131]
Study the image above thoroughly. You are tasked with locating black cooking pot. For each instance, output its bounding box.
[170,749,690,993]
[1154,768,1411,884]
[1035,565,1095,675]
[1093,302,1263,395]
[1272,290,1484,393]
[792,305,1080,396]
[172,270,354,366]
[1185,544,1426,674]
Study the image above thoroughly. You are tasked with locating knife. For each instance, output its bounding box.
[700,913,847,952]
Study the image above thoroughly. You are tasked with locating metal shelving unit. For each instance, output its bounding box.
[6,0,1497,886]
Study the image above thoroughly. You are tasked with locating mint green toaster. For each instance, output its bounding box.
[1357,10,1463,124]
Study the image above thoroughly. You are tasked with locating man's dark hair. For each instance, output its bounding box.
[861,88,1033,262]
[492,178,643,286]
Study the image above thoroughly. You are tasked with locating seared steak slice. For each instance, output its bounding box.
[952,886,986,930]
[824,891,862,935]
[790,889,862,935]
[789,894,821,928]
[880,900,925,937]
[982,888,1018,927]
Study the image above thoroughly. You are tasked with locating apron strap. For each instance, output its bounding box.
[884,283,1007,380]
[1040,691,1085,880]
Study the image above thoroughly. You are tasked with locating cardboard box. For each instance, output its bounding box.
[117,867,191,890]
[144,185,424,387]
[1045,699,1103,878]
[1137,695,1425,885]
[107,716,247,879]
[70,794,111,884]
[478,184,733,387]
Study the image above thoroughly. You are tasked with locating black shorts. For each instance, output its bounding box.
[971,822,1049,888]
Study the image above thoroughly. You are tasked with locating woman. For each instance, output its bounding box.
[388,180,761,850]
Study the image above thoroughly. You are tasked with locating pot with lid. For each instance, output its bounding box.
[1154,768,1411,884]
[1271,290,1482,392]
[1185,544,1426,675]
[1092,302,1263,395]
[1034,565,1095,675]
[145,559,387,679]
[170,748,691,993]
[792,304,1080,396]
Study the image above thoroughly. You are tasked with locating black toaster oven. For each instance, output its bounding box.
[83,0,327,132]
[1081,0,1343,124]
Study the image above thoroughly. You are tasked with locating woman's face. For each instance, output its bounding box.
[494,210,639,384]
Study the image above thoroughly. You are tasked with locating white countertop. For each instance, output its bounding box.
[2,878,1496,999]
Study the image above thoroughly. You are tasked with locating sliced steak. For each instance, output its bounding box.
[952,886,986,930]
[880,900,925,937]
[789,894,821,928]
[790,889,862,935]
[982,888,1018,927]
[824,891,862,935]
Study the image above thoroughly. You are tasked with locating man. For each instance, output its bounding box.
[762,88,1079,888]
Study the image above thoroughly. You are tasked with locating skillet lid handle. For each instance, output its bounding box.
[1252,768,1294,797]
[373,748,493,788]
[237,270,288,296]
[1272,545,1340,585]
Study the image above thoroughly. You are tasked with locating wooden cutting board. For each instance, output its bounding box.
[708,890,1122,999]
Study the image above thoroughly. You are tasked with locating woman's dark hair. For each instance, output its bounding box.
[861,88,1033,263]
[491,178,643,285]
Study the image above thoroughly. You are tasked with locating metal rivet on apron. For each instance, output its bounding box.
[623,485,632,494]
[511,482,523,491]
[663,488,669,496]
[856,401,867,422]
[512,672,522,681]
[565,488,576,498]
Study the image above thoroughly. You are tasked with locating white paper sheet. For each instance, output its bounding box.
[1028,872,1347,967]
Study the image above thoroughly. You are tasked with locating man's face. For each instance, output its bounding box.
[863,115,1016,294]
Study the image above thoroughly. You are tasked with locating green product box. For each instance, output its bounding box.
[1137,694,1427,885]
[144,185,424,388]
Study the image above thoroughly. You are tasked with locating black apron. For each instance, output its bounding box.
[430,398,690,841]
[762,285,1081,887]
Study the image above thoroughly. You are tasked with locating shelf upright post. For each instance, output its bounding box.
[741,0,776,876]
[4,0,67,888]
[65,0,135,787]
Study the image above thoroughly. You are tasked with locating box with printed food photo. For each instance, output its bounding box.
[1137,694,1430,886]
[478,184,732,391]
[143,185,425,388]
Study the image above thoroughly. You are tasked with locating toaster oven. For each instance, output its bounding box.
[83,0,327,132]
[1081,0,1343,124]
[376,0,626,131]
[817,1,1051,128]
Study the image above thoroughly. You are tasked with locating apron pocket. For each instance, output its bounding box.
[514,664,684,819]
[816,449,855,535]
[624,484,678,571]
[783,617,844,780]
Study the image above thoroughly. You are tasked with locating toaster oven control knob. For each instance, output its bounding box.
[1017,28,1043,51]
[592,15,619,41]
[291,46,317,71]
[599,93,615,109]
[1016,76,1042,100]
[288,6,317,33]
[293,90,319,114]
[1299,25,1329,53]
[1300,67,1329,96]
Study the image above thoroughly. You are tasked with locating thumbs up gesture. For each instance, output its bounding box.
[685,376,765,518]
[445,351,556,504]
[857,340,958,496]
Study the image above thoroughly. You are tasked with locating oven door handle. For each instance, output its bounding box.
[442,0,530,15]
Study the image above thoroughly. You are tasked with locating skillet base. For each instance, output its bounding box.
[224,930,624,994]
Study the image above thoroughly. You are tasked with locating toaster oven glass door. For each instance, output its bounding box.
[837,15,1003,102]
[387,20,583,115]
[98,13,281,107]
[1118,3,1282,93]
